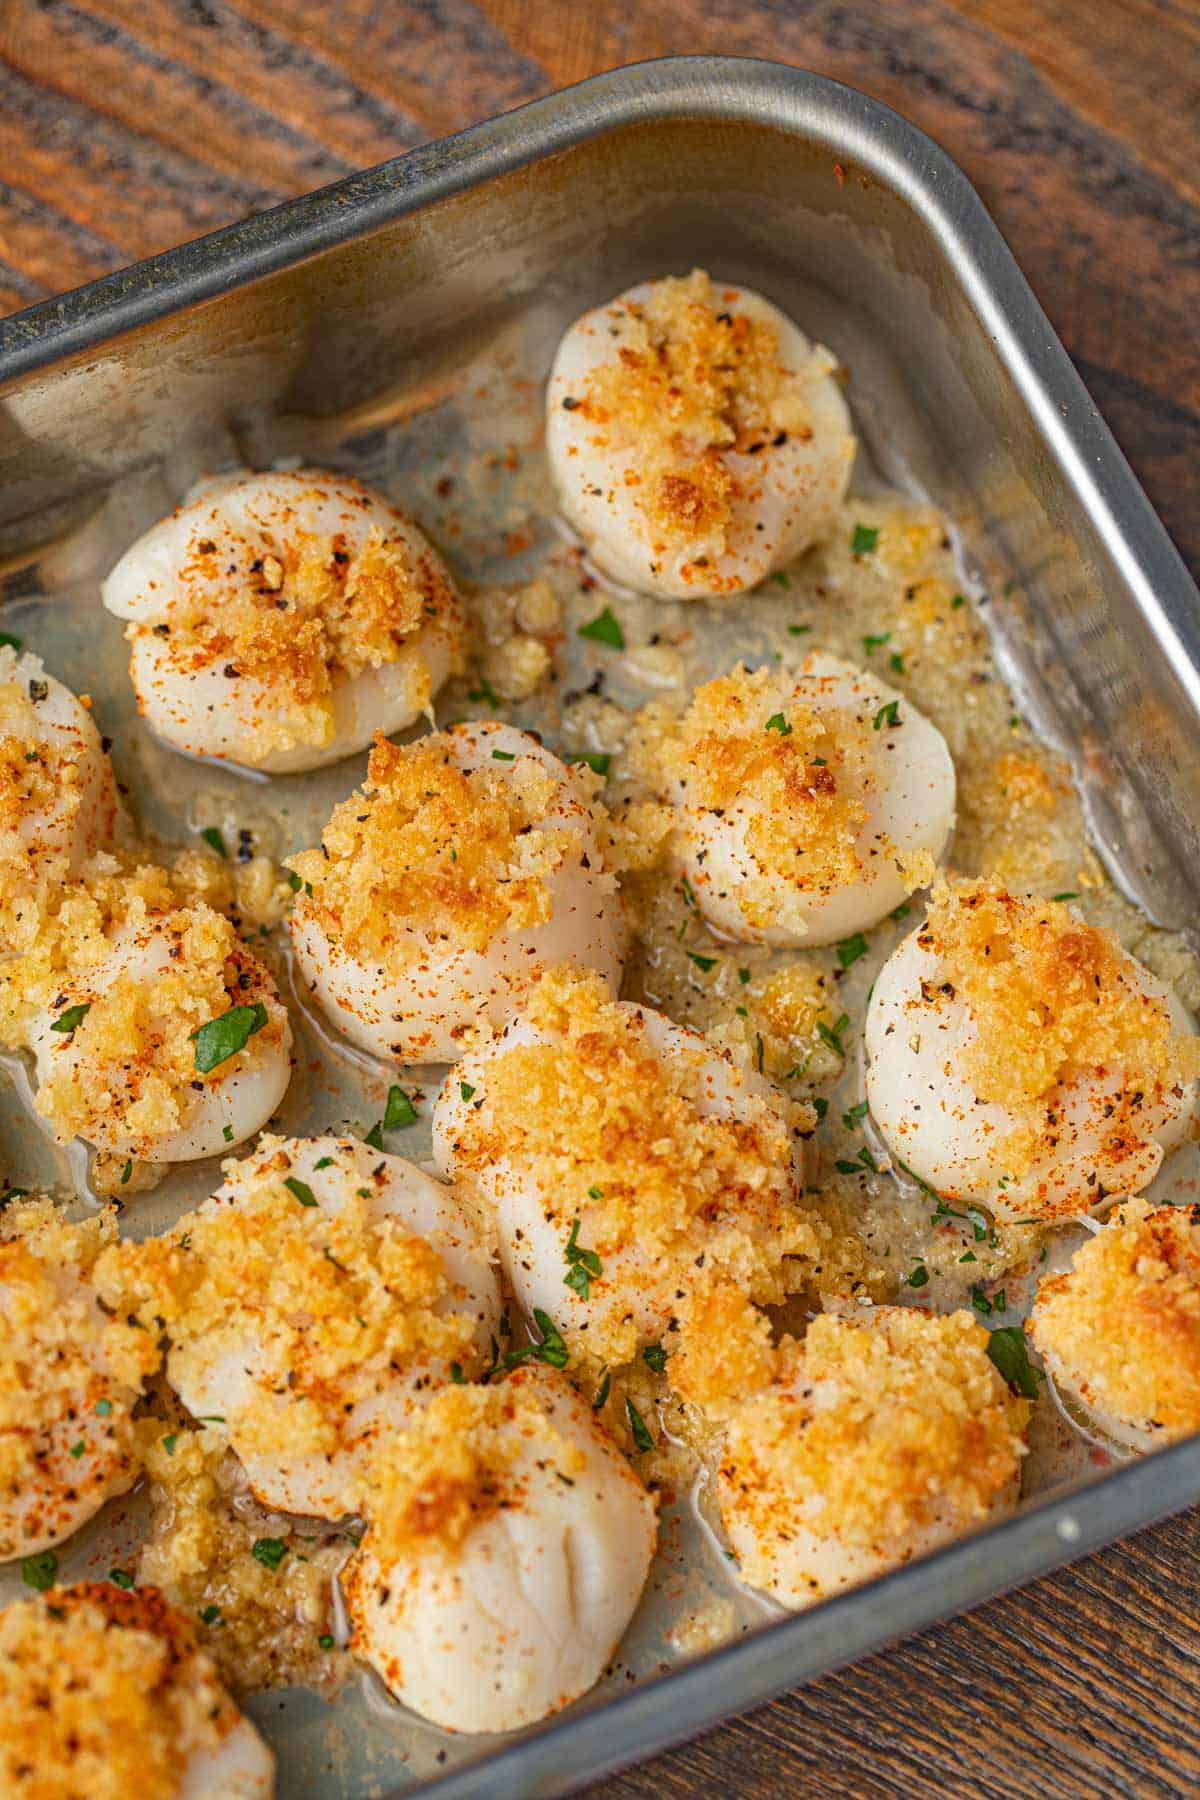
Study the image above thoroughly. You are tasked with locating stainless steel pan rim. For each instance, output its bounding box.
[1,55,1197,1799]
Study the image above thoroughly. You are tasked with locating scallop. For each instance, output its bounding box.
[101,468,466,773]
[661,655,955,946]
[0,1201,158,1563]
[29,905,291,1163]
[432,964,811,1371]
[119,1134,500,1519]
[0,1582,274,1797]
[865,884,1199,1224]
[717,1307,1028,1609]
[0,647,119,943]
[289,722,623,1064]
[1027,1195,1200,1451]
[344,1364,656,1733]
[546,270,855,599]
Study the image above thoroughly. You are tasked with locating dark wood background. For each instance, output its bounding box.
[0,2,1197,1793]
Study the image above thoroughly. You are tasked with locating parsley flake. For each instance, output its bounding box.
[384,1086,418,1131]
[816,1013,850,1056]
[285,1176,318,1208]
[251,1537,289,1571]
[0,631,23,651]
[459,1081,476,1102]
[108,1567,134,1589]
[570,750,612,776]
[491,748,516,761]
[22,1551,57,1591]
[578,606,624,649]
[851,523,879,554]
[593,1369,612,1410]
[862,632,891,653]
[50,1002,91,1035]
[836,932,869,969]
[873,700,900,731]
[765,712,792,735]
[191,1003,268,1073]
[986,1326,1044,1398]
[564,1219,602,1300]
[642,1342,667,1374]
[787,622,812,636]
[200,826,228,859]
[626,1399,654,1452]
[318,1632,335,1650]
[200,1604,222,1625]
[904,1262,930,1289]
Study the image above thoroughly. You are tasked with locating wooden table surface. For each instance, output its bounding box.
[1,2,1198,1794]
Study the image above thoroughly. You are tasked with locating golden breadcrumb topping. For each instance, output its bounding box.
[721,1308,1028,1566]
[448,965,817,1365]
[918,880,1200,1182]
[670,1282,777,1416]
[1029,1197,1200,1439]
[136,1426,348,1695]
[0,1201,158,1553]
[288,731,587,962]
[659,666,870,934]
[134,490,464,754]
[0,1582,240,1800]
[357,1377,581,1560]
[34,903,285,1153]
[577,271,811,562]
[96,1138,479,1472]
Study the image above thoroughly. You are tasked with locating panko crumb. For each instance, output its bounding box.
[97,1138,480,1478]
[0,1582,242,1800]
[357,1379,580,1560]
[721,1308,1029,1582]
[288,732,582,963]
[1029,1196,1200,1440]
[448,964,821,1367]
[577,271,810,562]
[137,1425,348,1695]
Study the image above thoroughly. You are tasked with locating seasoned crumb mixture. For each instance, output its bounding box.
[720,1309,1029,1567]
[288,732,587,962]
[578,271,811,556]
[34,903,286,1153]
[97,1139,480,1473]
[1029,1198,1200,1439]
[0,1582,240,1800]
[0,1201,157,1555]
[357,1379,580,1559]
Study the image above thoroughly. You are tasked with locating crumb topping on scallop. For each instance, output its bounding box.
[96,1138,482,1469]
[0,1582,243,1800]
[288,732,586,964]
[1029,1196,1200,1441]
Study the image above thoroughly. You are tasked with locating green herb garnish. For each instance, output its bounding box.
[384,1086,418,1131]
[642,1343,668,1374]
[285,1176,317,1208]
[22,1551,57,1591]
[252,1537,289,1571]
[109,1567,135,1589]
[570,750,612,776]
[873,700,900,731]
[626,1399,654,1452]
[200,826,228,859]
[459,1081,476,1102]
[564,1219,602,1300]
[986,1326,1044,1398]
[836,932,869,969]
[765,712,792,735]
[191,1003,268,1073]
[578,607,624,649]
[51,1002,91,1035]
[851,523,879,554]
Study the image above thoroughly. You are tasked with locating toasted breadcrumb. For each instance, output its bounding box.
[0,1582,241,1800]
[578,271,809,560]
[1029,1197,1200,1439]
[288,732,584,963]
[447,965,819,1366]
[658,665,871,934]
[0,1200,158,1555]
[96,1138,479,1472]
[34,903,285,1152]
[358,1379,581,1560]
[721,1308,1028,1582]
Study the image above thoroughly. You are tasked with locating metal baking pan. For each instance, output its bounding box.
[2,54,1200,1800]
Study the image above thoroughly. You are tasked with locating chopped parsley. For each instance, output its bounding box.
[787,622,812,636]
[222,1124,234,1142]
[449,1362,466,1385]
[890,902,912,923]
[162,1434,177,1456]
[285,1176,318,1208]
[68,1439,85,1458]
[314,1156,334,1170]
[873,700,900,731]
[0,631,23,651]
[851,523,879,554]
[835,932,869,969]
[459,1081,476,1102]
[816,1012,850,1057]
[22,1551,57,1591]
[836,1146,877,1176]
[119,1159,132,1186]
[108,1567,134,1589]
[191,1002,268,1073]
[950,593,966,610]
[491,748,516,761]
[363,1120,384,1150]
[570,750,612,776]
[862,632,891,653]
[903,1262,930,1289]
[564,1219,602,1300]
[467,677,500,708]
[771,571,791,588]
[686,951,716,972]
[970,1284,993,1316]
[498,1308,569,1373]
[626,1398,654,1452]
[738,967,751,985]
[642,1342,668,1374]
[200,826,228,859]
[287,870,303,892]
[200,1603,222,1625]
[251,1537,289,1571]
[889,652,906,675]
[765,712,792,735]
[384,1085,418,1131]
[318,1632,336,1650]
[593,1368,612,1410]
[1052,892,1079,903]
[578,606,624,649]
[812,1096,829,1120]
[50,1002,91,1035]
[986,1326,1044,1399]
[842,1100,869,1130]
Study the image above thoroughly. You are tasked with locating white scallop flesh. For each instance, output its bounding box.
[0,649,119,897]
[28,918,291,1161]
[432,1000,800,1352]
[667,652,955,947]
[170,1136,500,1518]
[290,722,624,1064]
[101,468,464,772]
[345,1364,657,1733]
[865,922,1196,1223]
[720,1454,1020,1612]
[179,1716,276,1800]
[0,1251,144,1562]
[546,277,855,599]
